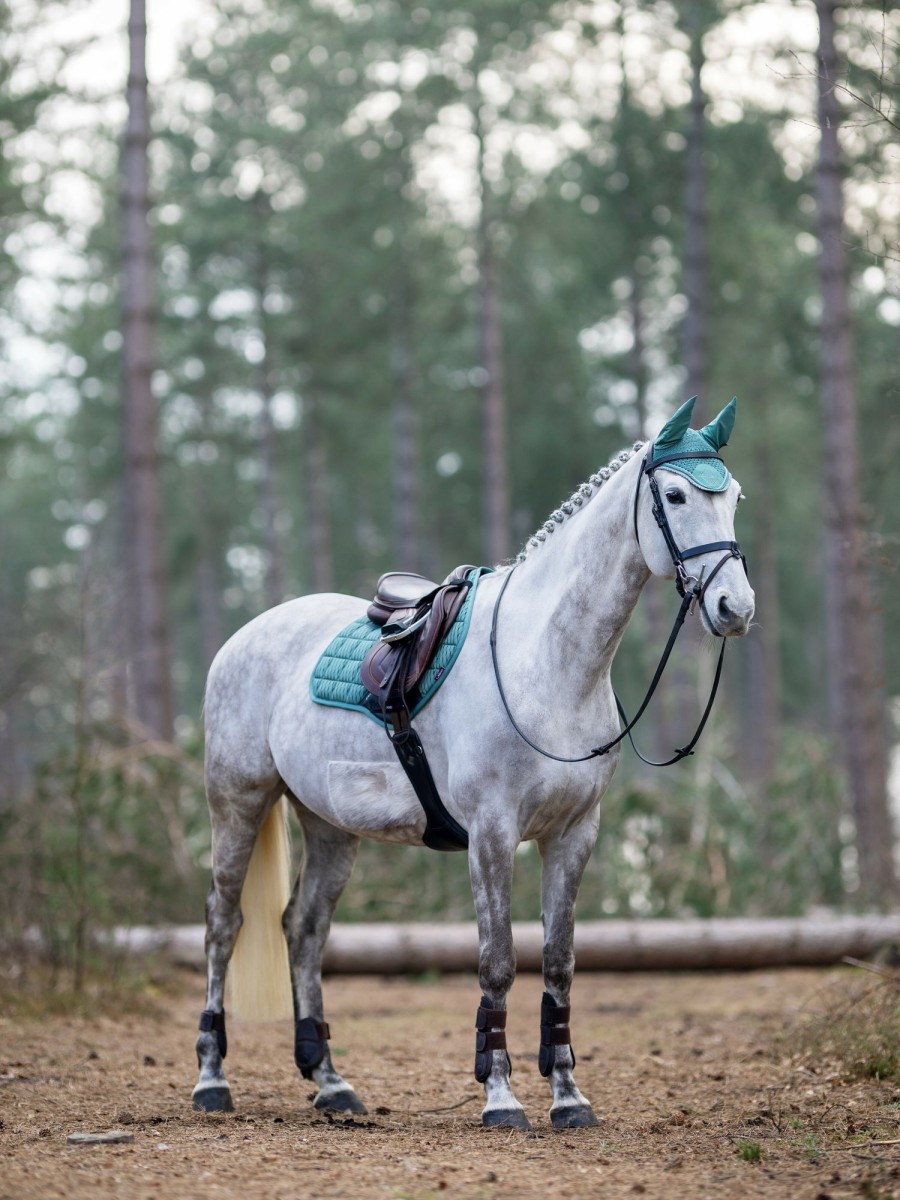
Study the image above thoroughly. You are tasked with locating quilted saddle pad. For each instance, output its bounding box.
[309,567,489,726]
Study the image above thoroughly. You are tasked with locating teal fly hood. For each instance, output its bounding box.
[650,396,736,492]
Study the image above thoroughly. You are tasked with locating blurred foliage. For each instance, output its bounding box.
[336,726,849,922]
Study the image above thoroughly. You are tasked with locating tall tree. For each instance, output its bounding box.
[680,4,714,420]
[745,388,780,784]
[815,0,895,903]
[120,0,173,739]
[252,192,285,610]
[474,95,510,565]
[391,268,420,572]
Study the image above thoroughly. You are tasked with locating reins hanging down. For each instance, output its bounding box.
[489,451,748,768]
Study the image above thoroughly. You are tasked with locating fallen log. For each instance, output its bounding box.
[112,914,900,973]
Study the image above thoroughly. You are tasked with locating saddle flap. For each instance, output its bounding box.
[410,584,470,681]
[360,639,399,696]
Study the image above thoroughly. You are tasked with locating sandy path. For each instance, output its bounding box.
[1,968,897,1199]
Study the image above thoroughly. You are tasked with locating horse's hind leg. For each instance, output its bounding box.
[538,822,600,1130]
[192,778,282,1113]
[283,802,367,1114]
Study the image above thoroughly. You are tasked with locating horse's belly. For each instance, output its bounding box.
[308,759,428,845]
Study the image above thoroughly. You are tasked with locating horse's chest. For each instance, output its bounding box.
[516,761,616,842]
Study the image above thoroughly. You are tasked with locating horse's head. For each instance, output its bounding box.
[634,397,755,638]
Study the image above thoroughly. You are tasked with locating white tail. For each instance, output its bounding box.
[226,797,294,1021]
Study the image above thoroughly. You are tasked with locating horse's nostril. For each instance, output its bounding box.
[718,595,732,620]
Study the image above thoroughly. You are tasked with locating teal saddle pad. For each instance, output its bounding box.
[309,568,490,726]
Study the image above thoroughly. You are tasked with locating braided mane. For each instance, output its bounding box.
[516,442,645,564]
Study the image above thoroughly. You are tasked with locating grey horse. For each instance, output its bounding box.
[192,397,754,1130]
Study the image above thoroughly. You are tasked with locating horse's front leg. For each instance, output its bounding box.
[538,819,600,1130]
[469,822,531,1131]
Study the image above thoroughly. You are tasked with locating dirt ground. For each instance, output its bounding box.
[1,967,898,1200]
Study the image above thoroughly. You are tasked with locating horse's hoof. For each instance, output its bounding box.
[550,1104,599,1130]
[192,1086,234,1113]
[314,1089,368,1114]
[482,1107,533,1131]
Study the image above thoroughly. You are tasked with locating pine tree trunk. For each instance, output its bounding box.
[683,27,710,418]
[304,397,333,593]
[391,269,420,572]
[120,0,172,740]
[815,0,896,903]
[192,391,223,671]
[253,195,284,610]
[745,389,780,787]
[630,275,674,753]
[258,377,283,608]
[474,102,510,565]
[194,548,222,674]
[628,278,648,439]
[745,385,781,870]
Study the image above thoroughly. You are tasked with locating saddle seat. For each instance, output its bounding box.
[367,571,443,624]
[361,564,477,704]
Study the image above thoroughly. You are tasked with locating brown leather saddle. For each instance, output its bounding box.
[360,564,476,706]
[359,564,480,853]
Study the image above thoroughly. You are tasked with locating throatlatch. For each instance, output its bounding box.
[294,1016,331,1078]
[474,997,511,1083]
[539,993,574,1077]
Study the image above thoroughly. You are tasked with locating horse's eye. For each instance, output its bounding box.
[665,488,686,505]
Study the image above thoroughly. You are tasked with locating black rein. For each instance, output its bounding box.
[489,451,748,768]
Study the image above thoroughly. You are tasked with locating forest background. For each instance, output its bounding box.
[0,0,898,988]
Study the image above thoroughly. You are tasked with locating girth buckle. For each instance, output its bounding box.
[388,707,411,738]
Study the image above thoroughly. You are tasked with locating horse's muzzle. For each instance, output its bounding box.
[706,585,755,637]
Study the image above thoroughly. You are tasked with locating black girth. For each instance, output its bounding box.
[384,706,470,851]
[489,450,748,768]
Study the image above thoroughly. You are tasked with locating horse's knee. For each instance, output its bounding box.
[479,952,516,1001]
[543,951,575,996]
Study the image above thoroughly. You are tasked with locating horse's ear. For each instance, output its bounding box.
[653,396,696,453]
[699,397,737,450]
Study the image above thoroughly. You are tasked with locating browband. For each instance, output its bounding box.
[647,449,723,469]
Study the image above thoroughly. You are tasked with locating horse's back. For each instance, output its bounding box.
[204,593,367,768]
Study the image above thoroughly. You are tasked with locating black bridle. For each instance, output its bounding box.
[490,451,748,767]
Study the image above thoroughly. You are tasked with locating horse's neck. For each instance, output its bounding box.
[506,456,649,706]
